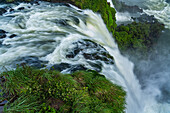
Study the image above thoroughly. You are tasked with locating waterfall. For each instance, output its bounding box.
[107,0,170,113]
[0,1,170,113]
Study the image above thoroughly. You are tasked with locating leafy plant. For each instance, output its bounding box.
[0,66,126,112]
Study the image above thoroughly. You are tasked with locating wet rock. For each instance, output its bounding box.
[9,34,17,38]
[0,42,2,47]
[45,0,74,4]
[50,63,71,71]
[113,0,143,13]
[0,29,7,39]
[68,64,87,72]
[9,8,14,12]
[14,56,48,68]
[0,8,7,15]
[119,4,142,13]
[132,14,158,23]
[57,3,71,7]
[68,16,80,25]
[66,39,114,64]
[57,19,69,26]
[87,61,102,72]
[34,1,40,5]
[0,29,7,34]
[0,34,6,39]
[17,7,25,10]
[65,40,114,72]
[15,16,26,29]
[50,63,87,73]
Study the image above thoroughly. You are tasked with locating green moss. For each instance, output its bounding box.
[115,22,164,53]
[4,0,165,54]
[72,0,117,34]
[0,66,126,113]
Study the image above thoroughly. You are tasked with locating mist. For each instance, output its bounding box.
[125,29,170,112]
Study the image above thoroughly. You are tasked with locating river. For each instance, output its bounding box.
[0,1,170,113]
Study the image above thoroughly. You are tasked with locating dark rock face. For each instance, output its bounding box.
[50,63,71,71]
[0,29,7,34]
[9,8,14,12]
[68,16,80,25]
[17,7,25,10]
[50,63,87,73]
[0,8,7,15]
[132,14,158,23]
[14,56,48,68]
[113,0,143,13]
[49,40,113,73]
[113,0,159,25]
[64,39,114,72]
[69,64,87,72]
[0,34,6,39]
[41,0,74,4]
[9,34,17,38]
[56,3,71,7]
[56,19,69,26]
[87,61,102,72]
[0,30,7,39]
[66,40,114,64]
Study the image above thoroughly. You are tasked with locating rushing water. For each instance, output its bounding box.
[118,0,170,29]
[0,1,169,113]
[109,0,170,113]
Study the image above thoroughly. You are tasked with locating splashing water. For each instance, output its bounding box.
[0,1,170,113]
[0,1,144,113]
[116,0,170,28]
[143,0,170,29]
[108,0,170,113]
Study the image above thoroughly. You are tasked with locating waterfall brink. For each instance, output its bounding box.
[0,2,143,113]
[107,0,170,113]
[69,10,144,113]
[0,1,170,113]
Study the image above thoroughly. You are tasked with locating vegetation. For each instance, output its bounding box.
[1,0,165,112]
[72,0,117,34]
[0,66,126,112]
[4,0,165,53]
[115,22,164,53]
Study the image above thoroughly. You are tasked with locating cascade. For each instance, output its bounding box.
[0,1,170,113]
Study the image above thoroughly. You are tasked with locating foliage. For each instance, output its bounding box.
[0,66,126,112]
[115,22,164,53]
[73,0,117,34]
[4,0,165,54]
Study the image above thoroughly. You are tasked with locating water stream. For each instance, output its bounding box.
[0,1,169,113]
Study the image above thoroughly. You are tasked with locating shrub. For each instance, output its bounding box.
[0,66,126,112]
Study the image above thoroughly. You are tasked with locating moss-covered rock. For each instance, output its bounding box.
[115,22,164,54]
[0,66,126,113]
[72,0,117,34]
[4,0,165,54]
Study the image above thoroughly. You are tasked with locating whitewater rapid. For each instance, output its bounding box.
[108,0,170,113]
[0,1,170,113]
[0,1,143,113]
[117,0,170,28]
